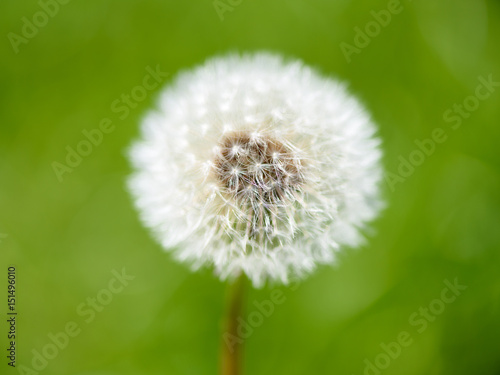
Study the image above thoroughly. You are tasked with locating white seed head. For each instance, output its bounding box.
[127,53,384,287]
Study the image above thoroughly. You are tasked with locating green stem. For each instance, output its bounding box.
[220,274,246,375]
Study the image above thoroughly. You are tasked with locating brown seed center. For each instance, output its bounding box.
[213,131,303,203]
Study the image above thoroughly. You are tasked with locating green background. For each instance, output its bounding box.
[1,0,500,374]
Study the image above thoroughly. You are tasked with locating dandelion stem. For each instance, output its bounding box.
[220,274,246,375]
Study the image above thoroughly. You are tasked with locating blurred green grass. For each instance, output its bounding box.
[1,0,500,374]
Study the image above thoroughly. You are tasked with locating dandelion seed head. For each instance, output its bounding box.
[128,52,384,287]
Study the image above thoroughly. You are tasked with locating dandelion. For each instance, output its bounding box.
[127,52,384,374]
[128,52,383,286]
